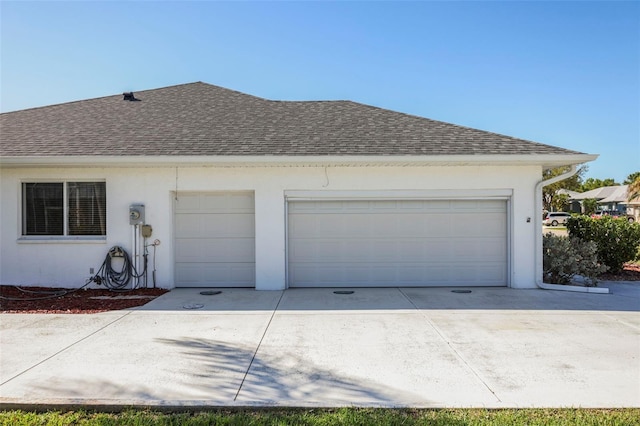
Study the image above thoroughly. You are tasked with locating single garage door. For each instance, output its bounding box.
[175,192,255,287]
[288,199,507,287]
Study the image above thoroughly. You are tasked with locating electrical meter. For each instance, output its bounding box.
[129,204,145,225]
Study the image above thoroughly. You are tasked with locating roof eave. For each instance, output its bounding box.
[0,153,598,169]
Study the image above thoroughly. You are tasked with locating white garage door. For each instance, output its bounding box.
[175,192,255,287]
[288,199,507,287]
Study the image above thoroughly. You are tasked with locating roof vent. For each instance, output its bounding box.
[123,92,140,102]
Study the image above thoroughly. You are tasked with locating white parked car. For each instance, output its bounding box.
[543,212,571,226]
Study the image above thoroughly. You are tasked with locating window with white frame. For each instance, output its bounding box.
[22,182,106,236]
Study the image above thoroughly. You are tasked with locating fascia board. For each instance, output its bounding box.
[0,153,598,168]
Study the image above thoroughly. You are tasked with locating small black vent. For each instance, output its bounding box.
[123,92,140,102]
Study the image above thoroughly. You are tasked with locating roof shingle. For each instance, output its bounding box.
[0,82,585,157]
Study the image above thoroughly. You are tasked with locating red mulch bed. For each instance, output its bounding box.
[600,263,640,281]
[0,286,169,314]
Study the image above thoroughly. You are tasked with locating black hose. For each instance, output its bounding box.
[93,246,147,291]
[0,279,93,301]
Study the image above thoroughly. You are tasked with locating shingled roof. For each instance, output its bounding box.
[1,81,586,158]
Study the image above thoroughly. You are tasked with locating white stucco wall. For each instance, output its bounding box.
[0,164,541,290]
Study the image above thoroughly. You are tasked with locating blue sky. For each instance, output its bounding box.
[1,1,638,182]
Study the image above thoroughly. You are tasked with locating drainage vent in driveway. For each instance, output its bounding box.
[333,291,354,295]
[451,290,472,294]
[183,303,204,309]
[200,291,222,296]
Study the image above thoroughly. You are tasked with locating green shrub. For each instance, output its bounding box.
[542,233,608,285]
[567,215,640,273]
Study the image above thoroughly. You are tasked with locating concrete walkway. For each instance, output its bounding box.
[1,283,639,408]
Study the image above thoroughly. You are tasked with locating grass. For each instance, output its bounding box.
[543,225,568,230]
[1,408,639,426]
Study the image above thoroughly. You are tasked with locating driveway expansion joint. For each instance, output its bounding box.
[233,290,285,401]
[396,287,502,403]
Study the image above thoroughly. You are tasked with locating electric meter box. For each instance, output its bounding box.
[129,204,145,225]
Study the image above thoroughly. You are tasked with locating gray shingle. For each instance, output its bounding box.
[0,82,584,157]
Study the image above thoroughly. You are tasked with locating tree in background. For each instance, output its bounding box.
[623,172,640,186]
[580,177,618,192]
[550,192,570,212]
[542,168,636,213]
[542,165,586,212]
[582,198,599,215]
[627,174,640,202]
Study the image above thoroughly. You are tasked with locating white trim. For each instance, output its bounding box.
[284,196,290,288]
[63,183,69,236]
[506,197,513,288]
[17,237,107,244]
[285,189,513,201]
[170,191,177,289]
[1,154,599,169]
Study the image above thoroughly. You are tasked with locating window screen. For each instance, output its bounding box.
[68,182,106,235]
[23,183,64,235]
[22,182,106,236]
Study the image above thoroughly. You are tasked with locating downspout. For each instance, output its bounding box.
[534,165,610,293]
[534,165,577,289]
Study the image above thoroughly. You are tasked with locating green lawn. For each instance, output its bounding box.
[1,408,638,426]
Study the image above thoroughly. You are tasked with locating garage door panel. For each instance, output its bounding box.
[176,192,254,213]
[289,214,341,236]
[455,214,506,236]
[176,214,254,238]
[205,214,253,237]
[288,199,507,287]
[290,238,461,263]
[175,192,255,288]
[450,264,506,285]
[175,263,255,286]
[452,200,503,211]
[292,237,508,263]
[200,192,253,212]
[452,237,505,257]
[292,213,456,239]
[421,215,452,237]
[175,238,255,263]
[174,193,202,211]
[290,261,505,287]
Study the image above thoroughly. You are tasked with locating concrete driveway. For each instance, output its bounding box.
[1,283,638,408]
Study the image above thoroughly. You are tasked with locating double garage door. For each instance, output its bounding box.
[175,193,507,288]
[287,199,507,287]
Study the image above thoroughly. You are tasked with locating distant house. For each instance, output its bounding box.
[556,188,582,213]
[597,186,630,212]
[0,82,596,290]
[566,185,630,214]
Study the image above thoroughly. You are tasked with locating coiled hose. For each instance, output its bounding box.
[93,246,146,290]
